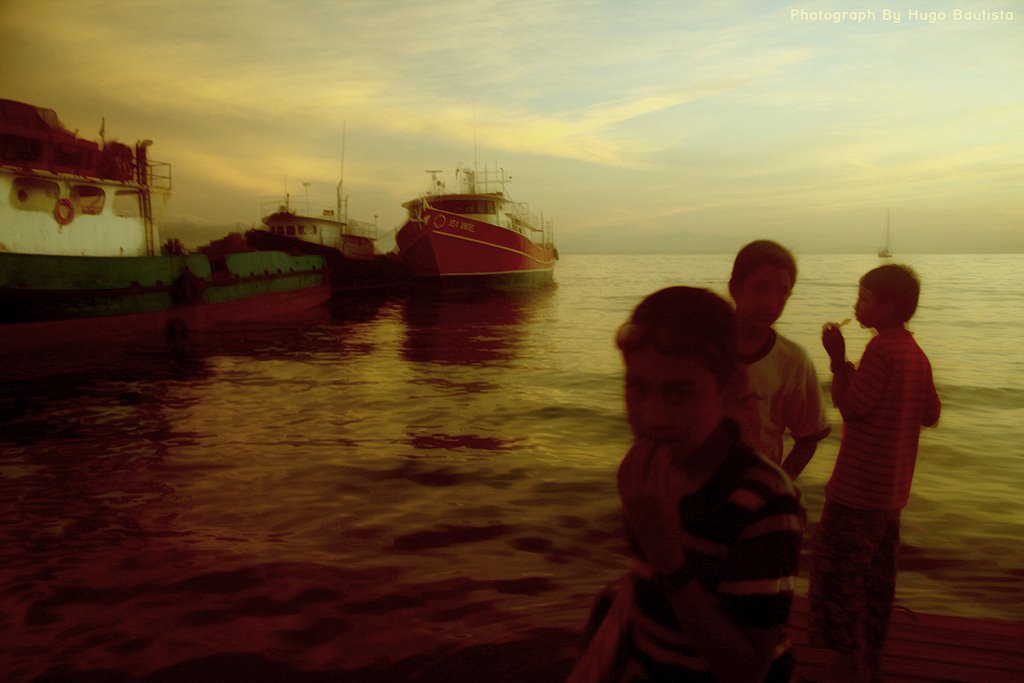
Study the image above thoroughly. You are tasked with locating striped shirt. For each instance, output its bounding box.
[826,328,940,510]
[618,421,805,679]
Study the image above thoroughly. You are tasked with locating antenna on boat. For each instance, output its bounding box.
[338,120,346,224]
[473,103,479,175]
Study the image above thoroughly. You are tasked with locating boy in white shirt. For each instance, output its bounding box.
[728,240,830,478]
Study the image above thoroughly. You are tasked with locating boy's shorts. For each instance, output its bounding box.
[808,499,901,653]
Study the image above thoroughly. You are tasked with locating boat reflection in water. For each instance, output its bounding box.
[401,287,553,366]
[399,287,556,456]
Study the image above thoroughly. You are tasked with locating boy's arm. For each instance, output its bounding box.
[662,490,803,682]
[626,501,789,682]
[623,443,797,681]
[829,359,855,416]
[661,576,783,683]
[823,326,886,420]
[782,433,827,480]
[922,364,941,427]
[639,496,801,681]
[837,344,889,419]
[822,324,858,417]
[782,356,831,479]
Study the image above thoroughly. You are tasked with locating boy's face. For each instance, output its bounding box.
[624,346,724,458]
[731,266,794,330]
[855,285,889,328]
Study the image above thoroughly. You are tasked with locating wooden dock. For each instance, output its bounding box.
[788,597,1024,682]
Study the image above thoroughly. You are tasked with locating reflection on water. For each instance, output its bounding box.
[1,254,1022,682]
[401,287,554,366]
[0,286,588,682]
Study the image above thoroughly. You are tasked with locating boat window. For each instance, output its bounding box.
[10,177,59,212]
[286,225,296,235]
[309,225,317,234]
[113,190,141,217]
[433,199,494,215]
[298,225,306,235]
[72,185,106,215]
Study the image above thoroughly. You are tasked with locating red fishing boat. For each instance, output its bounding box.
[395,165,557,290]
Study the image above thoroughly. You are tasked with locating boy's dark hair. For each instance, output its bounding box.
[729,240,797,295]
[860,264,921,322]
[616,286,737,385]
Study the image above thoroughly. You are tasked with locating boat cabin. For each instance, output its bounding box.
[1,99,171,257]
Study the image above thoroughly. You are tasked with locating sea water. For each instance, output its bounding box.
[0,253,1021,681]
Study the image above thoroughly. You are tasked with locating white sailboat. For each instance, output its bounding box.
[878,209,893,258]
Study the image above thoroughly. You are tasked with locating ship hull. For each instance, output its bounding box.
[0,250,330,351]
[395,208,556,290]
[246,229,407,291]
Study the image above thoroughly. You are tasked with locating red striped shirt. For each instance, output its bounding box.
[826,328,940,510]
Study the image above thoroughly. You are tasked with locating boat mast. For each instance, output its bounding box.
[878,208,892,257]
[885,209,891,250]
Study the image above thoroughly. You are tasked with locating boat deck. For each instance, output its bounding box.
[788,597,1024,682]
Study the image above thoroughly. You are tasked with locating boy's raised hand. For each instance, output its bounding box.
[620,442,685,574]
[821,322,847,365]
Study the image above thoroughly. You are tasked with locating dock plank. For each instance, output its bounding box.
[788,597,1024,682]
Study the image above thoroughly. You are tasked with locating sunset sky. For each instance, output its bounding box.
[2,0,1021,254]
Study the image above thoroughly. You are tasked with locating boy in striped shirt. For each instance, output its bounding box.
[810,264,941,682]
[572,287,804,682]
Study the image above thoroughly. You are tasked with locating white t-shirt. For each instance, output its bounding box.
[734,332,830,464]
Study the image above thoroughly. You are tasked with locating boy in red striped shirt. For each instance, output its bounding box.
[809,264,941,682]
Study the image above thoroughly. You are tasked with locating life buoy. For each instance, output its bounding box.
[54,198,75,225]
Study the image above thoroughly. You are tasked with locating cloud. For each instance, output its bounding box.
[2,0,1020,252]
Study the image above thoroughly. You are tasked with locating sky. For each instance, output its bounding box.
[2,0,1022,254]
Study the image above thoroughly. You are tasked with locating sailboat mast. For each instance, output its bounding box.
[878,208,892,257]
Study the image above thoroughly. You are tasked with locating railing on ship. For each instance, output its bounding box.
[147,160,172,191]
[505,201,555,247]
[464,165,508,194]
[260,200,378,240]
[455,164,556,250]
[346,218,378,240]
[0,134,174,192]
